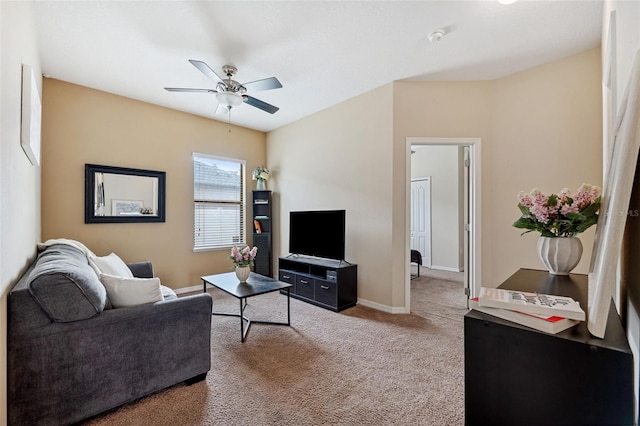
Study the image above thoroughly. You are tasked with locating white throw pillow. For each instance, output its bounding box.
[160,285,177,300]
[89,253,134,278]
[100,273,164,308]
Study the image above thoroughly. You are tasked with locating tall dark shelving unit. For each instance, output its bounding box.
[252,190,272,277]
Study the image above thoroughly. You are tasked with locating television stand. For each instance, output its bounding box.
[278,256,357,312]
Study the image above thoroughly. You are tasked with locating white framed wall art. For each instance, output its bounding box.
[21,64,42,166]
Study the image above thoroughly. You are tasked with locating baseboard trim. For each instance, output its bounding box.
[175,285,202,295]
[357,298,409,314]
[429,265,463,273]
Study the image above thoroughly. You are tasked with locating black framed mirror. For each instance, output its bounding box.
[85,164,166,223]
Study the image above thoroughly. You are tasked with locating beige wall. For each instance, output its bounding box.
[270,48,602,311]
[1,2,42,423]
[41,79,267,289]
[410,145,463,270]
[267,84,395,309]
[490,48,603,284]
[392,80,493,306]
[395,49,602,291]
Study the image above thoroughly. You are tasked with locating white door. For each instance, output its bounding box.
[411,178,431,268]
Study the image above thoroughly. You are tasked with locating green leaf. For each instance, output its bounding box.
[580,202,601,216]
[566,212,586,222]
[513,218,535,229]
[517,204,530,215]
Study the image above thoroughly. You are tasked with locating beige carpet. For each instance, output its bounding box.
[84,268,466,425]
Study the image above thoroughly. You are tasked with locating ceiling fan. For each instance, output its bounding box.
[165,60,282,115]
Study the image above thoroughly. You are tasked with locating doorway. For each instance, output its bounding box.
[405,137,481,311]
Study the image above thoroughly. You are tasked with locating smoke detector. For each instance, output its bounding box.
[428,29,445,44]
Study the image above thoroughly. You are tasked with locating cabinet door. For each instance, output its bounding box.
[253,233,271,276]
[315,279,337,307]
[295,275,314,299]
[279,270,296,294]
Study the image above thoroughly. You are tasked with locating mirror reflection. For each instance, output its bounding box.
[95,173,159,217]
[85,164,166,223]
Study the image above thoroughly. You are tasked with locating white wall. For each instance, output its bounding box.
[0,2,42,422]
[410,145,463,271]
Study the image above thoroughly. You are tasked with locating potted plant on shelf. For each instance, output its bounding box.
[229,245,258,282]
[252,166,269,190]
[513,183,601,275]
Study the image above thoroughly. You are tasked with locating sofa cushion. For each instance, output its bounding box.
[100,274,164,308]
[28,244,107,322]
[89,253,134,278]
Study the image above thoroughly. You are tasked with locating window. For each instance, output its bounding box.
[193,153,245,251]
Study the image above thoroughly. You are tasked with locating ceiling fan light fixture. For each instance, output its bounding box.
[216,91,244,109]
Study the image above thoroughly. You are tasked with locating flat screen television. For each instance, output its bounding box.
[289,210,346,260]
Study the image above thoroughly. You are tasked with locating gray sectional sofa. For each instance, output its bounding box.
[8,244,213,425]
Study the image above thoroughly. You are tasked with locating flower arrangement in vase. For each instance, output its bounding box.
[229,245,258,282]
[513,183,601,275]
[252,166,269,190]
[513,183,601,237]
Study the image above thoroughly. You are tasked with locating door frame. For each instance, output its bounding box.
[405,137,482,310]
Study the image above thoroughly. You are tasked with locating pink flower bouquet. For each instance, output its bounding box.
[513,184,601,237]
[229,245,258,267]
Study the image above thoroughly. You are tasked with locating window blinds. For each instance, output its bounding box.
[193,153,245,250]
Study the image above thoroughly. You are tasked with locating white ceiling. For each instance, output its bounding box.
[33,1,603,133]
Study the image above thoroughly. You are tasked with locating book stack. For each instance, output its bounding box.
[471,287,585,334]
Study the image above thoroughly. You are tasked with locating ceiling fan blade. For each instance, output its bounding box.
[242,77,282,92]
[189,60,224,84]
[244,95,279,114]
[164,87,216,93]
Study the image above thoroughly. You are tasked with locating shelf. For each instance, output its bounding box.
[252,190,272,277]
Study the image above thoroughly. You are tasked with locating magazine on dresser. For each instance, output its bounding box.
[477,287,585,321]
[469,298,580,334]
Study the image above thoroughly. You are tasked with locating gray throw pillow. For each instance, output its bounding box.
[28,244,107,322]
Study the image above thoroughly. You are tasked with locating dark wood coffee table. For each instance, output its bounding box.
[201,272,292,342]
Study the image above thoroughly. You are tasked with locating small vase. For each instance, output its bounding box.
[537,236,583,275]
[256,179,266,190]
[235,266,250,283]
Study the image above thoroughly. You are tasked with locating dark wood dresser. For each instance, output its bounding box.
[464,268,634,425]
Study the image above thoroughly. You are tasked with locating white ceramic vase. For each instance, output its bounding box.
[537,236,583,275]
[256,179,266,190]
[235,266,250,283]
